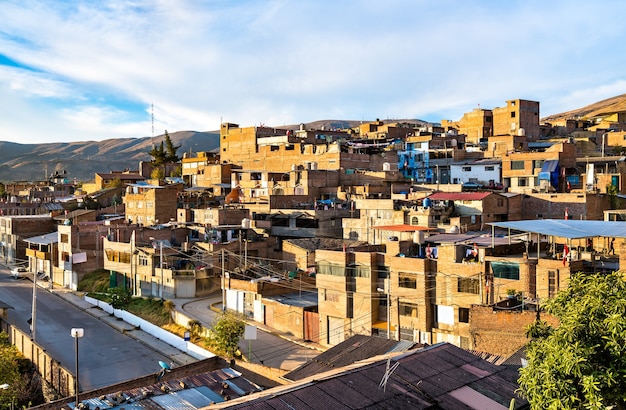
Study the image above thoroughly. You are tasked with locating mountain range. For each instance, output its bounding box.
[4,95,623,183]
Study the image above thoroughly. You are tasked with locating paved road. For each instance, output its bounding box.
[0,270,173,392]
[179,296,321,371]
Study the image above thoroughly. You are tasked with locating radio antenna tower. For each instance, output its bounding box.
[151,103,155,139]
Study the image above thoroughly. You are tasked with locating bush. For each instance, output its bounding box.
[206,312,245,358]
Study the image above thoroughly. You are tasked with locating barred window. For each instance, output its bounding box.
[457,277,479,294]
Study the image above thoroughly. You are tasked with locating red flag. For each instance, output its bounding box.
[562,244,569,266]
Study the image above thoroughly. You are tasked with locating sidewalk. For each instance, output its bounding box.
[48,286,197,366]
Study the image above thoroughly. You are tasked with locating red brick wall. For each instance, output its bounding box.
[470,305,558,357]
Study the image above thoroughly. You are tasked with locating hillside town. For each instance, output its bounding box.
[2,97,626,408]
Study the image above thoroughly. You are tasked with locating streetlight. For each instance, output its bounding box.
[377,287,391,340]
[71,328,84,409]
[0,383,15,410]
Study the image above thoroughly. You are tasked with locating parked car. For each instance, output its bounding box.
[461,182,483,192]
[10,266,29,279]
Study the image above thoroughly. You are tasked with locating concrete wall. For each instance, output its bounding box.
[0,318,74,398]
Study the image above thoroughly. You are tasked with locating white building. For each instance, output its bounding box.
[450,159,502,185]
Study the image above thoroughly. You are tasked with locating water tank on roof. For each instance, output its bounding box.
[423,198,432,208]
[310,162,318,170]
[241,218,251,229]
[450,139,457,147]
[518,128,526,136]
[383,162,391,171]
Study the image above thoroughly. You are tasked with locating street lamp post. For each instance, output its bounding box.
[149,237,165,301]
[159,240,164,301]
[70,328,84,409]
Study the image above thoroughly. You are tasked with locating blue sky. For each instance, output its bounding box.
[2,0,626,144]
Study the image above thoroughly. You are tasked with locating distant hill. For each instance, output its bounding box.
[0,131,220,183]
[542,93,626,123]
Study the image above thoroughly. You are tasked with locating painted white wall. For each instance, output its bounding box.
[450,164,501,184]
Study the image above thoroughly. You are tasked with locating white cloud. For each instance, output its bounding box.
[0,0,626,142]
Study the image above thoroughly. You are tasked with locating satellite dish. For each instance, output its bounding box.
[159,361,171,370]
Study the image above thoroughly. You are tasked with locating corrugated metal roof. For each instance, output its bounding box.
[489,219,626,239]
[264,291,318,308]
[71,368,260,409]
[428,192,492,201]
[221,343,528,409]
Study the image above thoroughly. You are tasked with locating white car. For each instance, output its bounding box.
[10,266,29,279]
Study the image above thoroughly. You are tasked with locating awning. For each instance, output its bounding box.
[24,232,58,245]
[488,220,626,239]
[541,160,559,172]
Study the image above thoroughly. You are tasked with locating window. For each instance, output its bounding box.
[61,234,69,243]
[457,278,479,294]
[511,112,516,118]
[491,262,520,280]
[511,161,525,170]
[399,302,418,318]
[139,255,149,266]
[270,146,279,151]
[462,166,472,172]
[285,145,295,151]
[146,201,154,208]
[485,166,494,171]
[348,264,371,278]
[485,116,492,123]
[377,265,389,279]
[548,270,557,298]
[459,308,470,323]
[519,177,528,187]
[533,160,544,169]
[317,262,346,276]
[399,272,417,289]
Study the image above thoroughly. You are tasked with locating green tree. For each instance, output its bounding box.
[519,271,626,409]
[207,312,245,358]
[163,130,181,163]
[187,319,203,341]
[104,177,122,189]
[149,141,167,166]
[607,183,620,210]
[151,167,165,180]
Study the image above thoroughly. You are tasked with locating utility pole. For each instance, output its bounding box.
[159,240,164,301]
